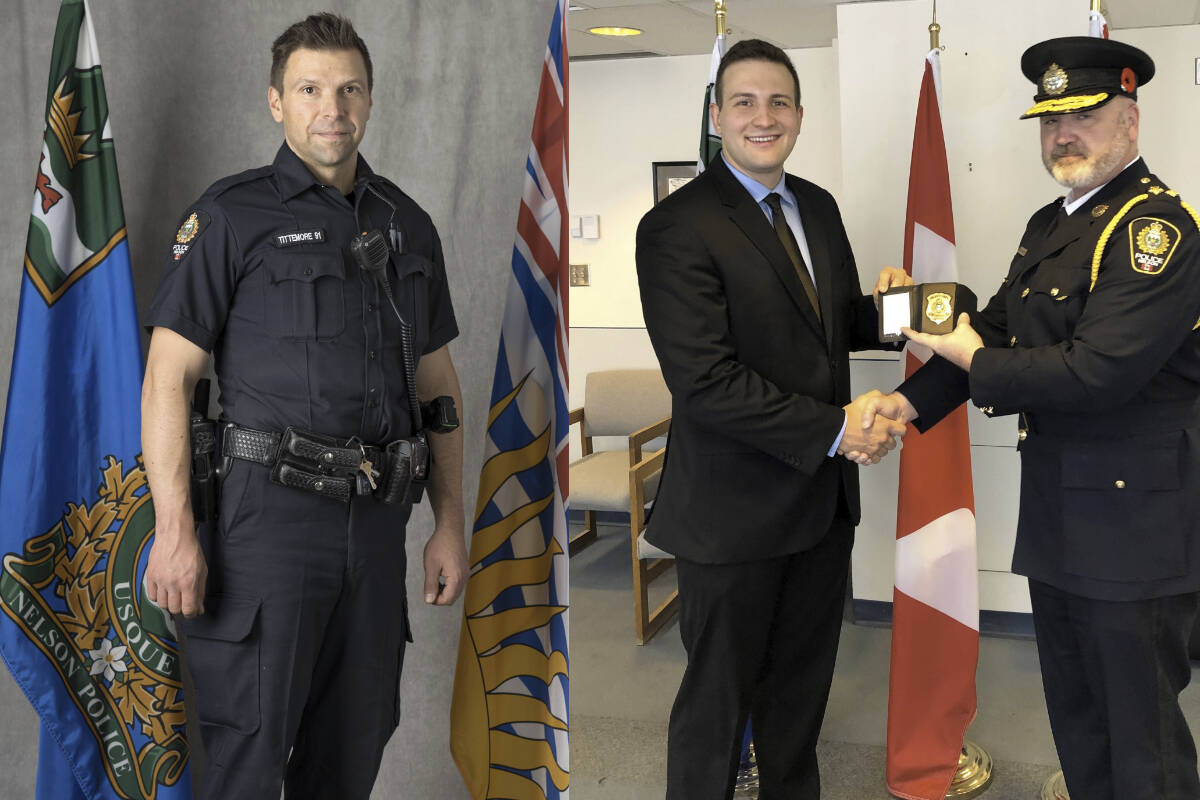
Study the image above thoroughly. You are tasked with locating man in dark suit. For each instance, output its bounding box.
[867,37,1200,799]
[635,39,911,800]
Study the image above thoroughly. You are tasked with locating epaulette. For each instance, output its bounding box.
[368,174,422,211]
[205,164,275,201]
[1089,182,1200,330]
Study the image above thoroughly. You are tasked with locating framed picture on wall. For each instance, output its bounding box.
[652,161,698,205]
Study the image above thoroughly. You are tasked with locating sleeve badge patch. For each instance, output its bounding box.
[172,209,210,261]
[1128,216,1180,275]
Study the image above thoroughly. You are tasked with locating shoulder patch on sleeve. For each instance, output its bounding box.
[1128,216,1180,276]
[172,209,211,262]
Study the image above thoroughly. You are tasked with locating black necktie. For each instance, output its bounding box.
[764,193,821,320]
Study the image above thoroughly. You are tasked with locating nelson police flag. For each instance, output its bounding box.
[450,2,570,799]
[0,1,191,798]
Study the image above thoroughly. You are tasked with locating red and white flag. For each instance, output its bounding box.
[885,49,980,800]
[1089,5,1109,38]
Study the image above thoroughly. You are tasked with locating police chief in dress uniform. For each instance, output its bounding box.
[866,37,1200,799]
[635,39,911,800]
[140,14,468,800]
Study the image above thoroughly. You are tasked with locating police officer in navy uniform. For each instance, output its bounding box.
[140,13,467,800]
[861,37,1200,799]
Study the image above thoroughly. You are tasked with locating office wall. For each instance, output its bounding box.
[839,0,1200,609]
[569,45,843,329]
[569,0,1200,614]
[0,1,557,797]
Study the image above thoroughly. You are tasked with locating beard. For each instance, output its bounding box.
[1042,112,1134,191]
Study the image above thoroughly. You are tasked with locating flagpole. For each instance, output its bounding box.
[929,0,940,50]
[715,0,726,36]
[919,9,994,798]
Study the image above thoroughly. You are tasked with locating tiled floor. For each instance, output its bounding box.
[569,524,1200,799]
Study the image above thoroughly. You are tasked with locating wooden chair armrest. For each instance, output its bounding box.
[569,406,593,458]
[630,447,666,482]
[628,415,670,465]
[629,448,666,529]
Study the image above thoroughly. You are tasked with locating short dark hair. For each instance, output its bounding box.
[270,13,373,93]
[714,39,801,108]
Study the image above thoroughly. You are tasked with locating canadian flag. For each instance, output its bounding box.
[885,49,980,800]
[1090,7,1110,38]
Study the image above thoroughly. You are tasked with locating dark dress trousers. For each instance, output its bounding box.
[899,159,1200,800]
[635,155,885,800]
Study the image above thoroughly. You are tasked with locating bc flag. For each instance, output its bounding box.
[450,2,570,799]
[0,1,191,798]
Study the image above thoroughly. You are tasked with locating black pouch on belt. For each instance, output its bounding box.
[376,433,430,505]
[268,427,358,502]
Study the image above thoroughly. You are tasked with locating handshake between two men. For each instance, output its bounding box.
[835,265,980,467]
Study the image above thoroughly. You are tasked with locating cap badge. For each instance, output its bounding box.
[1042,63,1069,96]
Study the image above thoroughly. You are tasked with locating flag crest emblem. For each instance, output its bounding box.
[1,457,188,798]
[24,0,127,307]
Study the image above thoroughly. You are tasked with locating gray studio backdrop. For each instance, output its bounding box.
[0,0,559,797]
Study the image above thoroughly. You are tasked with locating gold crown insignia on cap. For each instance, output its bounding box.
[1041,63,1069,96]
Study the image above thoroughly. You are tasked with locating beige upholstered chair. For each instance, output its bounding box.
[569,369,679,643]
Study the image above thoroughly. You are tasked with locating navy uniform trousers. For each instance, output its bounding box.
[180,457,412,799]
[1029,581,1200,800]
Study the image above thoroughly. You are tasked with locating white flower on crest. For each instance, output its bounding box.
[88,639,128,682]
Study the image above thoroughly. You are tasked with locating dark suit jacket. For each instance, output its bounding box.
[900,159,1200,600]
[635,155,884,564]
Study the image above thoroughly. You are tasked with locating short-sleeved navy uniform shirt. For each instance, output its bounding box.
[146,143,458,444]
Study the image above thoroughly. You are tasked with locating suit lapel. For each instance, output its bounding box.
[711,158,824,339]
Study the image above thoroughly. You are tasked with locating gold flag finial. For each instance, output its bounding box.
[1090,0,1101,11]
[929,0,941,50]
[715,0,727,37]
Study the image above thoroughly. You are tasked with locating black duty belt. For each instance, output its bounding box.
[221,423,388,502]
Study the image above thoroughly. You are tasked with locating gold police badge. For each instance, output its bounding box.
[925,292,953,325]
[1041,63,1069,96]
[1129,217,1180,275]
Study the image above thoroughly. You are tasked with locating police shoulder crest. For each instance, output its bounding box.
[172,209,211,262]
[1128,216,1179,276]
